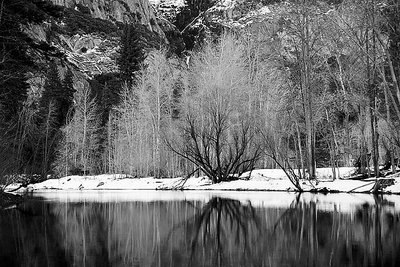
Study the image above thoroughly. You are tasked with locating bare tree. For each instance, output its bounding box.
[327,0,397,176]
[144,50,176,177]
[109,50,183,178]
[260,128,303,191]
[169,113,261,183]
[54,82,100,176]
[166,34,262,183]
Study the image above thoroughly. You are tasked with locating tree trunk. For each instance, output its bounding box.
[366,0,379,178]
[301,1,315,179]
[382,68,395,173]
[296,122,305,179]
[369,95,379,177]
[359,106,368,176]
[337,56,351,166]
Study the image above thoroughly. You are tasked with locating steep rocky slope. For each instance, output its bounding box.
[205,0,273,28]
[151,0,275,29]
[14,0,340,98]
[0,0,181,179]
[150,0,184,21]
[19,0,176,96]
[149,0,279,50]
[50,0,164,34]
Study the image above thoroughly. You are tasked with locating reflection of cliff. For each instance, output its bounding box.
[1,196,400,267]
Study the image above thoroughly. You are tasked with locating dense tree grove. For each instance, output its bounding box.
[1,0,400,187]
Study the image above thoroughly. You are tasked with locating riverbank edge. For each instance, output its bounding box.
[7,177,400,195]
[14,189,400,197]
[22,187,400,194]
[4,167,400,197]
[2,183,399,209]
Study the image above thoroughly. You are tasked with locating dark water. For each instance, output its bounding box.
[1,191,400,267]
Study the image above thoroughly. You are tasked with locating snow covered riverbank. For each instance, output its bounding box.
[4,167,400,194]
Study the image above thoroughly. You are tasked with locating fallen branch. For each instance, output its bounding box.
[347,181,376,193]
[5,184,25,192]
[169,168,200,190]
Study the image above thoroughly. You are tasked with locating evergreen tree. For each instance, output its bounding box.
[118,24,163,85]
[118,24,146,84]
[89,73,122,125]
[40,62,63,110]
[40,63,76,127]
[61,68,76,125]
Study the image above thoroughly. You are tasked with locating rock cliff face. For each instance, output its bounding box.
[50,0,164,35]
[206,0,272,28]
[22,0,275,95]
[151,0,277,30]
[20,0,177,93]
[150,0,184,22]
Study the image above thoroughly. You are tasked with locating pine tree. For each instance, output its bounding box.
[89,73,122,125]
[60,68,76,125]
[118,24,145,85]
[118,24,163,85]
[40,62,63,108]
[40,63,76,127]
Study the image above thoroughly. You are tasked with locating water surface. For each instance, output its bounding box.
[1,191,400,267]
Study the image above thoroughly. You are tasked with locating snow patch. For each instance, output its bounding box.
[20,167,400,195]
[149,0,185,6]
[259,6,271,15]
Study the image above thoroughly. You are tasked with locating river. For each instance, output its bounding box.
[1,191,400,267]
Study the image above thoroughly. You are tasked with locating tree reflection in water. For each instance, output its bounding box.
[147,197,262,267]
[186,197,260,267]
[2,194,400,267]
[271,195,400,267]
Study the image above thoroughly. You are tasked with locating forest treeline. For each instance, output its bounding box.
[0,0,400,186]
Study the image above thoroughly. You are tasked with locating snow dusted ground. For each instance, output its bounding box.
[5,167,399,195]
